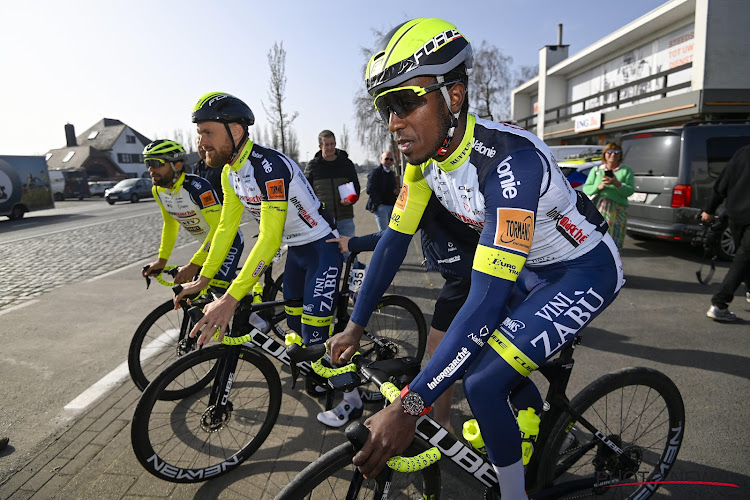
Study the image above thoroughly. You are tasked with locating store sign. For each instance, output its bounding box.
[575,112,602,133]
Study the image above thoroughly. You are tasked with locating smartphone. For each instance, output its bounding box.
[604,170,615,178]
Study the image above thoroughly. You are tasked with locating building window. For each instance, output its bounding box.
[126,135,136,144]
[63,151,75,163]
[45,153,52,161]
[88,131,99,140]
[117,153,143,163]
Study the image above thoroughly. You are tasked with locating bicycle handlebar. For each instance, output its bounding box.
[143,265,179,289]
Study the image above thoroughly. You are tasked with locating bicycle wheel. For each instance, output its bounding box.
[131,344,282,483]
[129,299,195,391]
[275,438,441,499]
[535,367,685,499]
[360,295,427,363]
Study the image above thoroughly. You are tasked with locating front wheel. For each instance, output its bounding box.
[535,367,685,499]
[275,438,441,499]
[130,193,139,203]
[360,295,427,363]
[131,345,282,483]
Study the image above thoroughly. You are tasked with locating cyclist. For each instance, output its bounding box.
[175,92,363,427]
[328,19,624,500]
[141,139,243,288]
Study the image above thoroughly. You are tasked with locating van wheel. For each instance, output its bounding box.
[53,193,64,201]
[717,227,736,261]
[107,199,115,205]
[130,194,139,203]
[9,206,25,220]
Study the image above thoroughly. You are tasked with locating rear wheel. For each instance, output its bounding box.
[535,367,685,499]
[131,345,282,483]
[9,206,24,220]
[276,438,441,499]
[717,226,736,261]
[130,193,139,203]
[107,199,115,205]
[360,295,427,363]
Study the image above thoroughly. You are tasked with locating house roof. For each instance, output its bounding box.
[46,146,94,170]
[76,118,151,150]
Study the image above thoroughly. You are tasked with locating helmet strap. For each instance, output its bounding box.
[224,123,248,163]
[436,75,460,157]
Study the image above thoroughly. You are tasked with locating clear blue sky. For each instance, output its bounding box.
[0,0,666,165]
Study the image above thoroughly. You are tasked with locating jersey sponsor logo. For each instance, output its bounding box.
[436,255,460,264]
[251,150,263,159]
[251,260,266,277]
[173,210,197,217]
[496,155,520,199]
[313,266,339,312]
[413,29,463,66]
[290,196,318,227]
[546,207,590,247]
[494,208,534,255]
[200,191,217,207]
[265,179,286,200]
[395,183,409,211]
[261,158,273,173]
[451,211,484,230]
[427,347,470,390]
[449,139,473,165]
[500,317,525,339]
[473,139,497,158]
[240,194,262,204]
[191,180,202,190]
[467,325,490,347]
[530,288,605,357]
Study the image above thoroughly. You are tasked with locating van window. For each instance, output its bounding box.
[706,136,750,178]
[622,133,681,176]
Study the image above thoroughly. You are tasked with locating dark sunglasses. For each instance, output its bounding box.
[373,79,460,122]
[383,157,394,161]
[145,158,169,169]
[605,150,622,155]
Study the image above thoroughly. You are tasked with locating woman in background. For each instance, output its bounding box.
[583,141,635,248]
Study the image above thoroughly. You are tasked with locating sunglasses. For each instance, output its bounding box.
[145,158,169,169]
[374,79,460,122]
[605,150,622,155]
[383,157,394,161]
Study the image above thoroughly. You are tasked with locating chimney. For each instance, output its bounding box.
[558,24,563,46]
[65,123,77,147]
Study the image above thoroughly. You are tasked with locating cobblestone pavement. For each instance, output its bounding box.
[0,212,257,310]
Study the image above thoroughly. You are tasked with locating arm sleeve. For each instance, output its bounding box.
[155,193,179,261]
[201,169,244,279]
[581,166,600,197]
[706,153,736,214]
[409,147,545,405]
[348,230,385,253]
[226,201,286,300]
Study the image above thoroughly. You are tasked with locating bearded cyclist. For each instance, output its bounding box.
[141,139,243,288]
[327,19,625,500]
[175,92,364,427]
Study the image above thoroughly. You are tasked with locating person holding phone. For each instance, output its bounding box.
[583,141,635,248]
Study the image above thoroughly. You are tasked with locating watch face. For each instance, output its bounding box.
[402,391,425,416]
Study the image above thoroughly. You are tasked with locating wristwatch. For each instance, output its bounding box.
[400,385,433,417]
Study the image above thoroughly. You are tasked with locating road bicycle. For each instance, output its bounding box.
[128,246,287,391]
[275,335,685,500]
[130,252,427,483]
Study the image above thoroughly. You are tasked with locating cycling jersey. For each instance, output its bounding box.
[153,172,243,285]
[351,114,625,468]
[201,139,341,343]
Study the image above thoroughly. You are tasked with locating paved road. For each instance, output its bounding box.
[1,195,749,499]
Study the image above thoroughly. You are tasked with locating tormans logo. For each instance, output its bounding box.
[265,179,286,200]
[494,208,534,255]
[200,191,217,207]
[395,183,409,211]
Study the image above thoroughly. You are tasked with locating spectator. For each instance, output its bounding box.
[304,130,360,238]
[702,144,750,322]
[582,141,635,249]
[366,150,400,231]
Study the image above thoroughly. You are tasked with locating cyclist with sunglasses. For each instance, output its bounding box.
[327,18,625,500]
[141,139,243,287]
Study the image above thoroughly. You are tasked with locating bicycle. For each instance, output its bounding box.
[275,335,685,500]
[128,255,285,391]
[130,252,428,483]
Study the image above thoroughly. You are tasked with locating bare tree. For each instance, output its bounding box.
[469,41,514,121]
[263,41,298,157]
[515,65,539,88]
[340,123,350,152]
[172,128,196,153]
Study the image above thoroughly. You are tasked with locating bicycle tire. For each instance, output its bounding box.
[534,367,685,499]
[361,295,427,364]
[129,299,195,391]
[275,438,441,499]
[131,344,282,483]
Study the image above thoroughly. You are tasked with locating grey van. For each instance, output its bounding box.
[622,121,750,260]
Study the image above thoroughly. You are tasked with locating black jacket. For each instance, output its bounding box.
[193,159,224,204]
[706,144,750,227]
[304,149,360,221]
[366,165,398,212]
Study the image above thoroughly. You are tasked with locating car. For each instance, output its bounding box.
[105,178,153,204]
[622,121,750,260]
[88,180,118,197]
[548,145,604,191]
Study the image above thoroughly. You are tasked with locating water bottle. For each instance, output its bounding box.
[517,407,540,465]
[462,419,486,454]
[252,282,264,304]
[249,311,269,333]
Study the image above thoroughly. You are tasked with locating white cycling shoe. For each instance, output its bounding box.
[317,399,364,428]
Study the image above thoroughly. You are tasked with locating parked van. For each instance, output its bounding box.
[0,156,54,220]
[49,169,65,201]
[49,168,90,200]
[622,121,750,260]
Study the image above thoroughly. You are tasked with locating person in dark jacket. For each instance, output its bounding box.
[304,130,361,238]
[366,150,400,230]
[702,144,750,322]
[193,136,224,204]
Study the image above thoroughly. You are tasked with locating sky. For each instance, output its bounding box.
[0,0,668,166]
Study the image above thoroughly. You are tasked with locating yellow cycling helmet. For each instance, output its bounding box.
[365,18,473,97]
